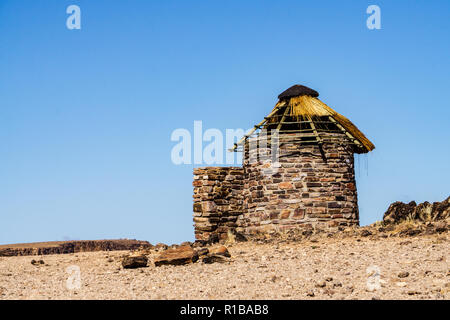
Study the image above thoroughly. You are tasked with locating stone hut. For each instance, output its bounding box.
[193,85,375,242]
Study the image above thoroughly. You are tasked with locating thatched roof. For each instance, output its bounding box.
[231,84,375,154]
[268,95,375,153]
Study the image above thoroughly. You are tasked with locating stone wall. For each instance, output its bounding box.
[193,167,244,242]
[192,132,360,241]
[236,132,359,235]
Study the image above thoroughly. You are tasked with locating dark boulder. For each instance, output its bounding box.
[383,196,449,224]
[202,254,230,264]
[154,245,198,267]
[383,201,417,224]
[122,255,148,269]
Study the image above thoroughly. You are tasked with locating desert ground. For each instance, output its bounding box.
[0,232,448,300]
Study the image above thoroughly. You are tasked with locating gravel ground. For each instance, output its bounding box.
[0,235,448,300]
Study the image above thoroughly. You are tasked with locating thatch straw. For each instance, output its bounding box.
[269,95,375,152]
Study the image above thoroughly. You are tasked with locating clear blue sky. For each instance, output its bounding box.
[1,1,449,245]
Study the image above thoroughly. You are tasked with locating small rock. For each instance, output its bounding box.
[360,230,372,237]
[154,245,198,266]
[202,254,230,264]
[209,245,231,258]
[403,229,421,237]
[31,259,44,265]
[316,281,326,288]
[323,288,335,296]
[396,282,407,287]
[302,230,313,237]
[306,290,315,297]
[325,277,333,282]
[121,255,148,269]
[398,271,410,278]
[407,290,420,295]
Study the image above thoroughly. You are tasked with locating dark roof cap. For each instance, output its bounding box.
[278,85,319,100]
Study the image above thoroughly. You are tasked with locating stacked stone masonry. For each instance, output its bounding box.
[193,167,244,242]
[238,132,359,235]
[193,131,360,242]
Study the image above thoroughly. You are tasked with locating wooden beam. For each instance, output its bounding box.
[306,115,322,144]
[328,116,362,147]
[278,120,335,125]
[229,101,286,152]
[276,105,291,131]
[228,119,267,152]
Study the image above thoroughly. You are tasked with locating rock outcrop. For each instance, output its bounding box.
[383,196,450,224]
[0,239,152,257]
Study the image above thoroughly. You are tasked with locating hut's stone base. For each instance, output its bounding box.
[237,140,359,235]
[192,135,360,242]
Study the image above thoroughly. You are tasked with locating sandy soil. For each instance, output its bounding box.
[0,234,448,300]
